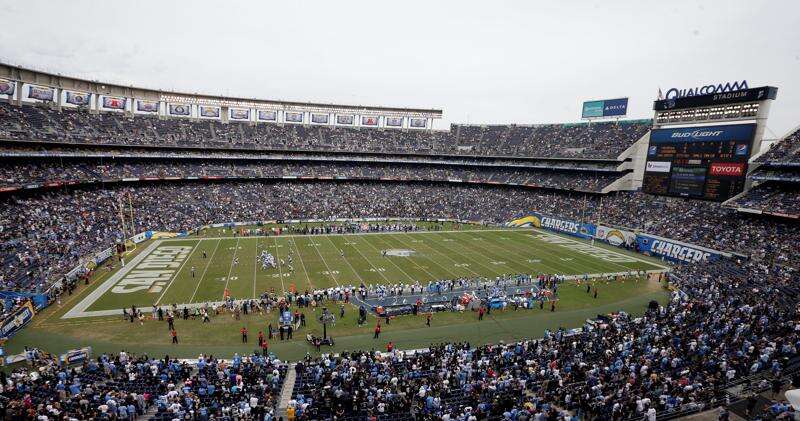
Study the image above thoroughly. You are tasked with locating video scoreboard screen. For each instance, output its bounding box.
[643,123,755,201]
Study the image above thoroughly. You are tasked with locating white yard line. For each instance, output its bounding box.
[358,235,419,282]
[341,235,393,283]
[155,240,204,305]
[396,232,469,277]
[322,235,366,285]
[370,234,440,279]
[417,232,502,276]
[189,239,221,303]
[222,237,241,299]
[288,237,315,290]
[308,237,343,286]
[465,231,577,275]
[272,236,287,294]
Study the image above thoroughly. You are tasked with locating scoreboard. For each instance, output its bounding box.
[643,124,755,201]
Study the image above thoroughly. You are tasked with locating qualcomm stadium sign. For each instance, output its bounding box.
[664,80,748,99]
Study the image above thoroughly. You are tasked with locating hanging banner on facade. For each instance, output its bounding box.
[361,116,378,126]
[410,118,427,128]
[258,110,277,121]
[285,112,303,123]
[311,113,329,124]
[385,117,403,127]
[136,100,159,113]
[230,108,250,120]
[336,115,354,125]
[102,96,126,110]
[0,79,15,96]
[28,85,54,101]
[199,106,220,118]
[65,91,91,106]
[169,104,191,116]
[595,225,636,247]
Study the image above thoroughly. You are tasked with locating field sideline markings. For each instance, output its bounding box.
[189,239,221,303]
[222,237,241,299]
[272,236,287,294]
[62,240,163,319]
[156,240,205,306]
[358,235,419,282]
[288,238,315,290]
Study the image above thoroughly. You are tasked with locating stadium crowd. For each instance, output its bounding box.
[729,182,800,217]
[0,351,286,420]
[0,159,618,193]
[758,127,800,163]
[0,102,650,158]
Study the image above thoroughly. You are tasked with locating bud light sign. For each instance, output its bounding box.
[582,97,628,119]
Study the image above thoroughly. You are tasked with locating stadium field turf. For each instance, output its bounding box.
[7,224,671,360]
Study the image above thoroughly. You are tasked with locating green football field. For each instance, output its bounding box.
[6,224,671,360]
[64,226,667,318]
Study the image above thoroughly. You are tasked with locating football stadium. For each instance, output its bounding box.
[0,1,799,420]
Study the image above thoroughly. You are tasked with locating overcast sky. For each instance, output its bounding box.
[1,0,798,136]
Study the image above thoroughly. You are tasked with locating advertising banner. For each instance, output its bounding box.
[65,91,91,106]
[258,110,277,121]
[136,100,159,113]
[103,96,127,110]
[649,124,756,144]
[635,233,723,263]
[361,116,378,126]
[506,213,596,239]
[285,112,303,123]
[230,108,250,120]
[582,98,628,118]
[169,104,191,116]
[595,225,636,247]
[28,85,54,101]
[0,79,15,96]
[59,347,92,365]
[199,106,220,118]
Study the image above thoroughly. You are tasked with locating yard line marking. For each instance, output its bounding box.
[222,237,241,299]
[272,236,287,294]
[396,232,478,277]
[156,240,204,306]
[190,239,221,303]
[288,237,315,290]
[358,235,420,282]
[308,237,343,286]
[369,234,439,280]
[322,235,366,285]
[417,233,500,276]
[340,235,393,283]
[454,231,567,275]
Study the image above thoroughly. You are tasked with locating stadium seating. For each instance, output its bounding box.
[0,102,651,159]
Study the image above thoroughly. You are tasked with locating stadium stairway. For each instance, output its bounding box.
[276,363,297,419]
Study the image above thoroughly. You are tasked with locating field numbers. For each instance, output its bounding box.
[454,263,470,267]
[368,267,386,272]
